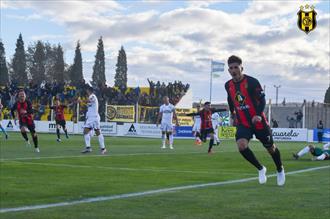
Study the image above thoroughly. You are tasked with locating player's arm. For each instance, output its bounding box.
[156,112,162,126]
[185,112,199,116]
[26,101,34,115]
[252,78,266,116]
[10,102,18,124]
[211,108,227,113]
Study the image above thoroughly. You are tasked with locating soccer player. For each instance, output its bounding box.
[192,104,202,145]
[156,96,179,149]
[0,101,9,139]
[49,98,70,142]
[186,102,226,154]
[212,112,221,145]
[225,55,285,186]
[293,143,330,160]
[80,87,107,154]
[11,90,40,152]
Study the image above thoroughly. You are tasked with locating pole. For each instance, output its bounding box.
[50,98,54,121]
[303,103,306,129]
[274,85,281,106]
[105,101,108,122]
[76,102,80,122]
[268,99,271,125]
[210,59,213,102]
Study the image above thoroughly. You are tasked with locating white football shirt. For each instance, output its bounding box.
[212,113,220,127]
[160,103,175,124]
[86,94,99,118]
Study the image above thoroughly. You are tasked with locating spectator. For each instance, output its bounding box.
[295,110,303,128]
[287,116,296,128]
[317,120,324,143]
[271,119,279,128]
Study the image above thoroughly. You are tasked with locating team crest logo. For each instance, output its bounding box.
[235,91,246,106]
[107,106,117,120]
[297,4,317,34]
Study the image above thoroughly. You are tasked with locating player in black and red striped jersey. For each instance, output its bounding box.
[49,98,70,142]
[225,55,285,186]
[11,90,40,152]
[186,102,225,154]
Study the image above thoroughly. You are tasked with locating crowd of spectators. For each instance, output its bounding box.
[0,79,190,121]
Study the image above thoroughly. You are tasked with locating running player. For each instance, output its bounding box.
[225,55,285,186]
[212,112,221,145]
[0,101,9,139]
[192,104,202,145]
[11,90,40,152]
[80,87,107,154]
[186,102,226,154]
[49,97,70,142]
[156,96,179,149]
[293,142,330,160]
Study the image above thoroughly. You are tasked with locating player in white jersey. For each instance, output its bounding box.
[192,104,202,145]
[212,112,221,145]
[156,96,179,149]
[80,87,107,154]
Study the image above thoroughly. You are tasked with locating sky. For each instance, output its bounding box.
[0,0,329,104]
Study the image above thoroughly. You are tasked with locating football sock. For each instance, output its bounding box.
[32,134,38,148]
[21,132,29,141]
[64,129,68,138]
[297,146,310,157]
[270,148,283,172]
[208,139,214,152]
[84,133,91,147]
[240,147,263,170]
[56,128,60,139]
[169,134,173,145]
[98,134,105,149]
[0,125,7,135]
[162,134,166,146]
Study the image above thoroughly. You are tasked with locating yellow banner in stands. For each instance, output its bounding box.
[107,105,135,122]
[175,108,196,126]
[219,126,237,139]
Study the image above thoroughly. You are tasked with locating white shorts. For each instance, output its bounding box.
[160,123,173,132]
[83,117,101,130]
[192,123,201,132]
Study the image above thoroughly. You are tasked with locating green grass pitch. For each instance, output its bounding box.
[0,133,329,219]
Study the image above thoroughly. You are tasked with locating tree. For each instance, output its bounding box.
[53,44,65,83]
[29,41,46,84]
[92,37,106,86]
[325,86,330,104]
[0,40,9,86]
[114,46,127,91]
[10,33,27,86]
[70,41,84,86]
[44,42,56,83]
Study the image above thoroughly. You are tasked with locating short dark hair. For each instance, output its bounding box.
[86,86,94,92]
[227,55,242,65]
[204,101,211,105]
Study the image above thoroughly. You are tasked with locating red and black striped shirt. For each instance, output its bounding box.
[11,100,34,125]
[50,105,66,121]
[225,75,268,129]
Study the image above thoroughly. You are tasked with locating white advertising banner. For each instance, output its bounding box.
[77,121,117,136]
[271,128,307,142]
[35,121,74,133]
[117,123,161,138]
[0,120,20,132]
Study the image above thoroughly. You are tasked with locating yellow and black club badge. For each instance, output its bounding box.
[297,4,317,34]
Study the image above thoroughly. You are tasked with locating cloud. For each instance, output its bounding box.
[2,0,329,102]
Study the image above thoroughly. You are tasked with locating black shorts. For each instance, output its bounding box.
[19,121,36,133]
[56,119,66,128]
[200,128,214,142]
[235,125,273,148]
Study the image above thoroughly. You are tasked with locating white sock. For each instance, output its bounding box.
[297,146,310,157]
[316,154,326,160]
[84,134,91,147]
[98,134,105,149]
[162,134,166,146]
[169,134,173,145]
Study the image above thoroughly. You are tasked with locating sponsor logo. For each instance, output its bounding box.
[126,124,137,136]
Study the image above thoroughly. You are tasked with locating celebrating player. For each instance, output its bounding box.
[11,90,40,152]
[156,96,179,149]
[186,102,226,154]
[80,87,107,154]
[192,104,202,145]
[0,101,9,139]
[212,112,221,145]
[49,97,70,142]
[293,143,330,161]
[225,55,285,186]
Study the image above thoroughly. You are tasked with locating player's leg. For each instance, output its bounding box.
[323,142,330,150]
[56,122,61,142]
[82,127,92,153]
[95,128,106,154]
[208,130,215,154]
[0,123,8,139]
[168,129,174,149]
[61,120,69,138]
[160,123,166,148]
[315,153,328,160]
[20,124,31,146]
[256,127,285,186]
[213,127,220,145]
[28,124,39,152]
[293,145,312,159]
[236,126,266,184]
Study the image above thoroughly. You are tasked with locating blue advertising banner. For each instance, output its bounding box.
[313,128,330,142]
[175,126,194,137]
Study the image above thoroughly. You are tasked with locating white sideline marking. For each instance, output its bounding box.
[0,165,329,213]
[7,161,256,176]
[0,151,205,162]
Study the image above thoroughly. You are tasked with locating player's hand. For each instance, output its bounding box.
[252,115,262,124]
[176,122,180,127]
